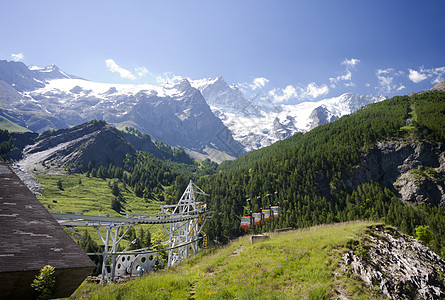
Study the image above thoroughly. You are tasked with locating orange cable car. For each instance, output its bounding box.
[240,215,256,229]
[262,208,274,222]
[271,206,281,218]
[252,211,265,226]
[271,192,281,218]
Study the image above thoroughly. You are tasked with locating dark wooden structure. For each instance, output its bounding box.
[0,158,94,299]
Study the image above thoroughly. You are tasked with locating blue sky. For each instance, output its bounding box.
[1,0,444,104]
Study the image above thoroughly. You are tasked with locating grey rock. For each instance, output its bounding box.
[429,80,445,92]
[308,105,338,129]
[342,140,445,207]
[196,75,262,117]
[342,225,445,300]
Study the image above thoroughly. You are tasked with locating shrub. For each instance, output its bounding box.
[415,225,432,245]
[31,265,56,300]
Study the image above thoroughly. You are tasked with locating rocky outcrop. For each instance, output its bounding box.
[430,80,445,92]
[271,117,293,140]
[192,75,262,117]
[342,225,445,299]
[4,132,39,160]
[308,105,338,129]
[343,140,445,208]
[394,171,445,208]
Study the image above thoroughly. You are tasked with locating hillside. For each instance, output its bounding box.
[0,115,31,133]
[197,91,445,255]
[70,221,445,299]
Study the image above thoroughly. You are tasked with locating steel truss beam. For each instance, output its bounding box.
[161,180,210,267]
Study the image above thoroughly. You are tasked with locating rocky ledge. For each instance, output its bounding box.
[342,225,445,299]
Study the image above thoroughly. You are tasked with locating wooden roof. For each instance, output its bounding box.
[0,158,94,298]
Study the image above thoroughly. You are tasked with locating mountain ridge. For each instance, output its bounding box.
[191,75,386,151]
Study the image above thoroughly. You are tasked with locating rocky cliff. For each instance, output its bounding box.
[343,140,445,208]
[342,224,445,299]
[112,79,245,157]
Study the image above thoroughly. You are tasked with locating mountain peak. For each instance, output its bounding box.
[430,80,445,92]
[213,75,228,86]
[171,78,192,91]
[215,75,225,82]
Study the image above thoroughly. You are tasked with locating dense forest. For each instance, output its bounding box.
[85,149,217,212]
[197,91,445,256]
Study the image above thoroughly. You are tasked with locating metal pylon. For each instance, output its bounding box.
[161,180,209,267]
[95,224,131,284]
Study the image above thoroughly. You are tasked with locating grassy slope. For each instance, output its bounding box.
[71,221,378,300]
[37,174,168,245]
[37,174,164,215]
[0,115,31,132]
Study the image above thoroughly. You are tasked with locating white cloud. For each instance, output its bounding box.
[329,70,352,84]
[305,82,329,98]
[105,59,136,80]
[156,72,183,85]
[377,68,392,75]
[105,59,156,81]
[376,68,394,93]
[269,82,329,103]
[407,66,445,84]
[269,85,299,103]
[342,58,360,68]
[376,68,404,94]
[431,67,445,84]
[408,69,427,83]
[135,66,151,77]
[11,53,24,62]
[251,77,269,90]
[329,58,360,87]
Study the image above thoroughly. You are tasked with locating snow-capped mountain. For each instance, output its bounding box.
[191,76,262,117]
[0,61,244,159]
[0,60,76,92]
[190,76,386,151]
[0,60,385,159]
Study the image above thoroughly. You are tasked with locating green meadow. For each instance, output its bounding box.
[37,174,168,247]
[71,221,378,300]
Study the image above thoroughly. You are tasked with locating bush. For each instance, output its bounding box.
[31,265,56,300]
[415,225,432,245]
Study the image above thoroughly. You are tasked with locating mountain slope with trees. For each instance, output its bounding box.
[198,91,445,257]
